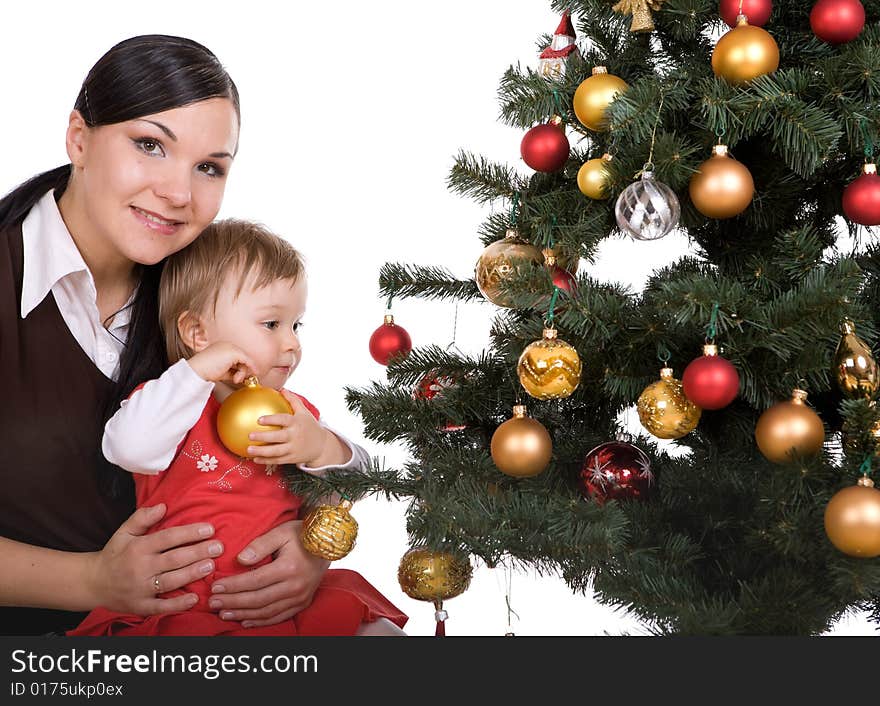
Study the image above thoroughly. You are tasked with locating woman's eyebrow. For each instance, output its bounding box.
[136,119,233,160]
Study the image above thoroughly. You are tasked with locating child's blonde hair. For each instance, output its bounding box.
[159,218,305,364]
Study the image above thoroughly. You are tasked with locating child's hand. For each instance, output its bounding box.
[188,342,257,385]
[246,390,351,468]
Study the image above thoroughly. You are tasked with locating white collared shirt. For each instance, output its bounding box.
[20,191,367,474]
[21,190,130,379]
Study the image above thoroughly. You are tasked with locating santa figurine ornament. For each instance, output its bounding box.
[538,12,579,79]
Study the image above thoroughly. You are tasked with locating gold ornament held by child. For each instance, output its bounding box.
[833,320,878,399]
[216,376,293,458]
[301,499,359,561]
[637,366,702,439]
[397,548,473,602]
[517,327,582,399]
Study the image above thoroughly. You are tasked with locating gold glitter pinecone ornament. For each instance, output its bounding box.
[637,366,702,439]
[474,228,544,308]
[300,499,358,561]
[517,327,582,400]
[833,320,878,399]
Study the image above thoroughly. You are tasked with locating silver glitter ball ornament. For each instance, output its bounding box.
[614,170,680,241]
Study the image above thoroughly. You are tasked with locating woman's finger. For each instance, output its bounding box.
[117,503,167,537]
[228,598,299,624]
[142,593,201,616]
[211,563,281,596]
[144,522,216,553]
[212,581,290,613]
[157,540,223,574]
[242,606,300,628]
[152,554,219,594]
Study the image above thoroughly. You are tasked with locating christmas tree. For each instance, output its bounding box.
[290,1,880,634]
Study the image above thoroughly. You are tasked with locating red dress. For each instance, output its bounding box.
[69,393,406,636]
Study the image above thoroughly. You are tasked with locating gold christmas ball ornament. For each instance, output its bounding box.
[517,327,582,399]
[577,153,614,199]
[573,66,629,132]
[217,376,293,458]
[834,320,878,399]
[397,548,473,603]
[755,389,826,464]
[490,405,553,477]
[637,366,702,439]
[301,499,359,561]
[474,229,544,308]
[689,144,755,219]
[711,16,779,85]
[824,476,880,558]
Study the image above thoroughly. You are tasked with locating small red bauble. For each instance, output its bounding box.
[413,374,467,432]
[369,314,412,365]
[578,439,655,503]
[842,164,880,226]
[810,0,865,44]
[719,0,772,27]
[682,344,740,410]
[549,265,577,294]
[521,118,569,173]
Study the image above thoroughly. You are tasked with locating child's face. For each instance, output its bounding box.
[204,273,307,390]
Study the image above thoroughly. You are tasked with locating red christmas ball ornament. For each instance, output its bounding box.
[578,437,655,504]
[549,265,577,294]
[843,163,880,226]
[720,0,772,27]
[413,374,467,432]
[369,313,412,365]
[810,0,865,44]
[682,344,740,410]
[521,116,569,173]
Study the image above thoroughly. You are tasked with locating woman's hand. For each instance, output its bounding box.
[207,520,330,628]
[87,503,224,615]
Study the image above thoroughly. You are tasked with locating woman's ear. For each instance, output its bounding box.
[177,311,209,353]
[65,110,89,169]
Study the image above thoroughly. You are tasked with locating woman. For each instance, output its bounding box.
[0,34,354,635]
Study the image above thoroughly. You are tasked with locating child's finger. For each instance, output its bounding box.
[257,413,295,427]
[280,389,305,411]
[247,443,288,459]
[248,429,290,444]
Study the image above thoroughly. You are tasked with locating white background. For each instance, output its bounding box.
[1,0,873,635]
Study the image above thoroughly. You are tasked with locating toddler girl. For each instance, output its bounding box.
[69,219,407,635]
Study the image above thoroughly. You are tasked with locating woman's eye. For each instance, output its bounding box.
[263,321,279,330]
[198,162,225,178]
[133,138,164,157]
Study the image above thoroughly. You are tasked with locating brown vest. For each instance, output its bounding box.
[0,217,133,635]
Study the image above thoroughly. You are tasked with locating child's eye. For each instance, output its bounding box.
[293,321,304,333]
[262,320,280,330]
[133,137,165,157]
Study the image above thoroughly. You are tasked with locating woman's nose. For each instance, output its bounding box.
[154,166,192,208]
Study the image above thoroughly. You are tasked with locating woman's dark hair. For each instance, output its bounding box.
[0,35,240,500]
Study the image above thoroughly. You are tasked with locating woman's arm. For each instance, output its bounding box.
[0,504,222,615]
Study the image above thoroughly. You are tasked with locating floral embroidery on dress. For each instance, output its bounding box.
[196,454,218,473]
